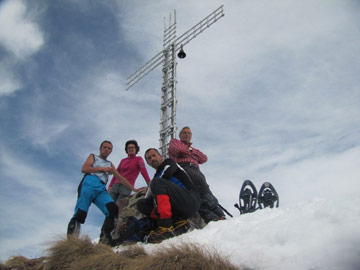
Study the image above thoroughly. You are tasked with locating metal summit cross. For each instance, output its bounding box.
[126,6,225,157]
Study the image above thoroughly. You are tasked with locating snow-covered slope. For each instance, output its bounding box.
[115,193,360,270]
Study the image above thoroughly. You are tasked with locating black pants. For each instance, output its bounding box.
[180,163,225,222]
[137,178,200,226]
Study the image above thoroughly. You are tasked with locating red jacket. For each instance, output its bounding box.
[168,138,207,167]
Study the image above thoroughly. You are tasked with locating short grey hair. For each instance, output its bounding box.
[179,126,191,135]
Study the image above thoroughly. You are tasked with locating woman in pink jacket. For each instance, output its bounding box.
[108,140,151,201]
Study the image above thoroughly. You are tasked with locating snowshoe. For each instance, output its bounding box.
[234,180,258,214]
[258,182,279,209]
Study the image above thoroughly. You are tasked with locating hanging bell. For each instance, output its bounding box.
[177,45,186,59]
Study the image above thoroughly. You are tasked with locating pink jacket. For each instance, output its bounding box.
[108,155,151,189]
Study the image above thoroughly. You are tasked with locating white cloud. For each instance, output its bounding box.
[20,99,71,153]
[29,121,71,150]
[0,63,22,96]
[0,0,44,59]
[0,143,76,260]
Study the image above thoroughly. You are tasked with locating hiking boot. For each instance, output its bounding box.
[173,220,191,236]
[100,229,118,246]
[187,212,207,229]
[145,226,175,243]
[203,213,226,224]
[99,215,118,246]
[211,216,226,223]
[67,218,80,237]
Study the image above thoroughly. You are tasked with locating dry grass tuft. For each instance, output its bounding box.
[2,256,45,270]
[116,245,147,259]
[3,236,251,270]
[69,251,130,270]
[44,235,112,270]
[143,242,246,270]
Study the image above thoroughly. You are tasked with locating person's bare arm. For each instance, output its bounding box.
[110,164,142,192]
[81,154,113,174]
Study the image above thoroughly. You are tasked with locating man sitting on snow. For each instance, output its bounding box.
[136,148,200,243]
[168,126,225,223]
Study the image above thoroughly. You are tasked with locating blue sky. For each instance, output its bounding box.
[1,0,360,261]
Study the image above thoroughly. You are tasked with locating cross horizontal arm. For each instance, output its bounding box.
[174,5,224,51]
[125,5,225,91]
[126,50,164,90]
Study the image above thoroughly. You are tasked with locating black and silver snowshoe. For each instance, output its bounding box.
[258,182,279,209]
[234,180,258,214]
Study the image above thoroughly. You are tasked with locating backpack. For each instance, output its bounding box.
[112,216,155,245]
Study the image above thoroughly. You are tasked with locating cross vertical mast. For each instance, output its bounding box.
[160,10,177,157]
[126,6,225,157]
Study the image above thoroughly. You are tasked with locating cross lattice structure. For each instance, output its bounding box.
[126,6,225,157]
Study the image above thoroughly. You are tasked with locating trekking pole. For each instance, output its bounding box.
[218,204,233,218]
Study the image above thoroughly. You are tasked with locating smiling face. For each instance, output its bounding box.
[145,149,163,169]
[126,143,137,155]
[179,127,192,144]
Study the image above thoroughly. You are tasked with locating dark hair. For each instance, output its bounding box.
[125,140,140,154]
[100,140,112,149]
[144,148,161,160]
